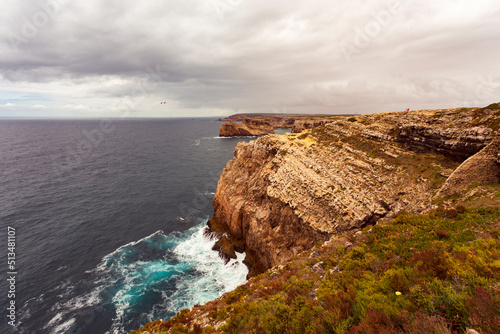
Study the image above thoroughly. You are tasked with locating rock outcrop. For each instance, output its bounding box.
[397,124,494,161]
[220,115,347,135]
[436,137,500,197]
[269,117,296,129]
[210,131,447,276]
[210,106,500,277]
[221,114,303,129]
[291,119,336,133]
[135,104,500,333]
[353,108,499,161]
[219,119,274,137]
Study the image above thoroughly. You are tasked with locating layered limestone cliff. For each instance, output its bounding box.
[134,104,500,333]
[291,119,336,133]
[290,108,498,160]
[358,107,498,161]
[219,118,274,137]
[219,116,302,137]
[210,106,500,277]
[268,116,296,129]
[436,137,500,197]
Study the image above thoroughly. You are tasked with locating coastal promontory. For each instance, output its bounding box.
[219,118,275,137]
[210,107,499,277]
[133,104,500,334]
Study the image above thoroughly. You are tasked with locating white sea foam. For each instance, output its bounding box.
[195,135,232,144]
[46,313,63,327]
[53,318,76,334]
[44,283,105,333]
[41,224,247,334]
[171,225,248,309]
[101,230,167,262]
[107,224,247,332]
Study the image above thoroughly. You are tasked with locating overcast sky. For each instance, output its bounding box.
[1,0,499,118]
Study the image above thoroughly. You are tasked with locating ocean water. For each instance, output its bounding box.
[0,118,250,334]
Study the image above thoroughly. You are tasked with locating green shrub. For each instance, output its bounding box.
[486,102,500,110]
[133,208,500,334]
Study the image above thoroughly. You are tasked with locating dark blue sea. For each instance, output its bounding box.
[0,118,252,334]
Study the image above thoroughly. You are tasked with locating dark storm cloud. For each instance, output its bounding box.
[0,0,499,117]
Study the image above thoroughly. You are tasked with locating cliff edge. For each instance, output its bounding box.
[133,104,500,334]
[219,118,274,137]
[210,106,499,277]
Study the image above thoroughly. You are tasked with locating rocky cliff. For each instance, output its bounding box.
[219,116,302,137]
[436,137,500,197]
[268,116,296,129]
[219,118,275,137]
[134,104,500,334]
[291,118,337,133]
[210,105,500,277]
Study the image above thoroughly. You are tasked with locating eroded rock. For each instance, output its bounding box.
[436,137,500,198]
[210,106,500,277]
[219,119,274,137]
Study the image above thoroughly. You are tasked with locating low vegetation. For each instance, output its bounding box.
[132,108,500,333]
[131,204,500,334]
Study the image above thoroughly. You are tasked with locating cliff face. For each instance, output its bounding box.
[219,119,274,137]
[219,116,300,136]
[210,136,330,276]
[291,119,336,133]
[397,124,494,161]
[210,106,499,277]
[135,104,500,334]
[436,137,500,197]
[269,117,297,129]
[359,107,498,161]
[210,132,446,276]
